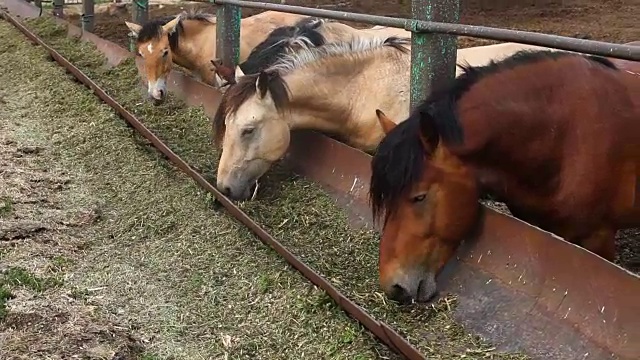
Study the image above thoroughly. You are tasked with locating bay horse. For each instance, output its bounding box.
[368,50,640,304]
[211,38,556,201]
[124,10,307,103]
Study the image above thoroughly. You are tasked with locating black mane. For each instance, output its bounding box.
[239,17,327,74]
[369,49,617,221]
[135,11,216,51]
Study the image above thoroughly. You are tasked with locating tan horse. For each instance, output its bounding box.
[211,38,558,201]
[124,10,307,102]
[212,19,413,84]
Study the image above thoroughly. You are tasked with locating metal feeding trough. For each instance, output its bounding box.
[2,0,638,358]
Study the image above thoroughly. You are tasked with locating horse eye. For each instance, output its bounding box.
[162,49,169,58]
[412,194,427,203]
[241,128,255,137]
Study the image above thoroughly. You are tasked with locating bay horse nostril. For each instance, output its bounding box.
[221,186,232,197]
[158,89,165,98]
[389,283,412,304]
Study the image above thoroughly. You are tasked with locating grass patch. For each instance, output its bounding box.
[0,267,64,293]
[0,286,14,320]
[0,197,13,217]
[16,16,531,359]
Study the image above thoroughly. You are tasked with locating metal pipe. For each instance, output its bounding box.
[215,2,241,71]
[410,0,459,110]
[81,0,94,33]
[213,0,640,61]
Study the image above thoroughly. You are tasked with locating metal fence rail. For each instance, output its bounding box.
[211,0,639,111]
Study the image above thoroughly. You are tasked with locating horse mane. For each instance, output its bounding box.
[369,49,618,221]
[135,9,216,51]
[213,36,411,146]
[239,17,328,75]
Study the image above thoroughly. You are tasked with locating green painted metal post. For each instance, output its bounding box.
[52,0,63,18]
[132,0,149,25]
[409,0,460,110]
[215,3,242,71]
[81,0,95,33]
[130,0,149,52]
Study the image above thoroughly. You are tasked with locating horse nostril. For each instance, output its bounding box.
[221,186,232,196]
[159,89,165,98]
[390,284,411,303]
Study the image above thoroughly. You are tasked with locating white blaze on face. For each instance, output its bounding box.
[147,43,154,54]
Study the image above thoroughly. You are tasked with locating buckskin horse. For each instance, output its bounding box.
[211,18,414,86]
[368,50,640,304]
[124,9,307,103]
[211,36,555,201]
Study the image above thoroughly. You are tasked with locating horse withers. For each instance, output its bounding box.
[124,10,307,103]
[369,50,640,304]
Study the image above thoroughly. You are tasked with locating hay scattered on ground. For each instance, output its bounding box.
[0,19,395,359]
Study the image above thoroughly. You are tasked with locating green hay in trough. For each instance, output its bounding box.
[22,16,531,359]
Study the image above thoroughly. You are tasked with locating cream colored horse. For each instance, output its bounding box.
[212,19,413,84]
[212,36,558,201]
[124,10,308,102]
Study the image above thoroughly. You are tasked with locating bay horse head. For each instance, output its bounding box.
[369,102,480,304]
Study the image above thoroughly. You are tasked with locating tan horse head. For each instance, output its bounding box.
[212,36,412,200]
[125,10,214,103]
[126,10,308,102]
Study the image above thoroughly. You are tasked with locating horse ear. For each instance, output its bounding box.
[124,21,142,37]
[255,71,271,100]
[418,114,440,152]
[210,59,237,86]
[162,15,181,34]
[375,109,397,134]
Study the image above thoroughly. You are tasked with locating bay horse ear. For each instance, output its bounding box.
[418,112,440,152]
[375,109,397,134]
[124,21,142,37]
[210,59,237,86]
[162,15,182,34]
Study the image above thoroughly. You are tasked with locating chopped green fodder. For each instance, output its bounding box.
[23,16,530,359]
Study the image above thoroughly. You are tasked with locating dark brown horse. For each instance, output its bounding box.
[369,50,640,304]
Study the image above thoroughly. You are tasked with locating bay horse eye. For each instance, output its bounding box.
[241,128,255,137]
[412,194,427,203]
[162,49,169,58]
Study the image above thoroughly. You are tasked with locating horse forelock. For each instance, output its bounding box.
[212,72,291,145]
[136,10,216,49]
[369,114,427,222]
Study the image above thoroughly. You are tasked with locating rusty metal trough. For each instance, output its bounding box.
[2,1,638,359]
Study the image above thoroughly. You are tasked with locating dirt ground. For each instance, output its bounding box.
[64,0,640,49]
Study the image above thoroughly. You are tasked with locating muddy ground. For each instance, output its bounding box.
[64,0,640,49]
